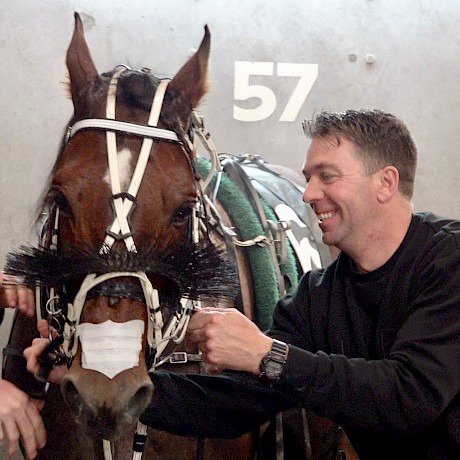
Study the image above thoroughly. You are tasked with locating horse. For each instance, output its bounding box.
[2,13,356,460]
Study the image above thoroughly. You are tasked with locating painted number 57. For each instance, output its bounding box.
[233,61,318,122]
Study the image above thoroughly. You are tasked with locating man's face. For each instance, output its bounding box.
[302,136,381,251]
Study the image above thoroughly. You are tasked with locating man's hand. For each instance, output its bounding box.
[0,271,35,317]
[23,320,69,385]
[187,307,273,374]
[0,379,46,459]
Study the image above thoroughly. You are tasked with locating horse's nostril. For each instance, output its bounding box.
[130,384,154,415]
[62,379,84,414]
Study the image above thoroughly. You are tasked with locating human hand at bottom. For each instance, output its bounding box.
[0,378,46,459]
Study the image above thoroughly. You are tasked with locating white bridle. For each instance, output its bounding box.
[38,66,223,460]
[57,67,198,364]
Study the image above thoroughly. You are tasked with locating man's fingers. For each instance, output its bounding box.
[25,402,46,449]
[37,320,50,339]
[24,338,50,376]
[188,309,226,331]
[2,399,46,459]
[3,283,20,308]
[18,286,36,317]
[30,398,45,413]
[15,409,36,460]
[3,418,21,459]
[24,336,69,385]
[0,271,35,316]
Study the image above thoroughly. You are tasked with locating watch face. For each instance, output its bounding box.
[266,360,282,375]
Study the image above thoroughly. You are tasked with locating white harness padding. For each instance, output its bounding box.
[78,319,144,379]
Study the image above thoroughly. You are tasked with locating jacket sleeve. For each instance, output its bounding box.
[140,370,299,438]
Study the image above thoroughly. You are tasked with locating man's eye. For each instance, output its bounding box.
[321,173,335,182]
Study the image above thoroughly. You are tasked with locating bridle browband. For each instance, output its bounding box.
[66,118,180,144]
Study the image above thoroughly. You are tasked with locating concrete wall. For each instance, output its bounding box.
[1,0,459,342]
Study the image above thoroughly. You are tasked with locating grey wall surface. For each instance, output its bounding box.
[1,0,460,268]
[0,0,459,329]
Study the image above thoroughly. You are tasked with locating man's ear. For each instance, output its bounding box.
[376,166,399,203]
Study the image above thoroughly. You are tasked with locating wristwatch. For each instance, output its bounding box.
[259,339,289,382]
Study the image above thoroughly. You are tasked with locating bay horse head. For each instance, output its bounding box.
[7,12,235,443]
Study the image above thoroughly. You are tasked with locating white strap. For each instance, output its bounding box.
[147,81,169,126]
[104,68,136,251]
[103,440,113,460]
[133,421,148,460]
[69,119,179,142]
[103,80,170,251]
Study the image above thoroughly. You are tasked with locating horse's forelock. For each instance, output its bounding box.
[119,69,193,130]
[118,70,159,111]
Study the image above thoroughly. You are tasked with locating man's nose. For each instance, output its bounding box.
[302,178,323,204]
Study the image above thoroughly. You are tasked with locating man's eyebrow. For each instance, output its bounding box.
[303,162,337,178]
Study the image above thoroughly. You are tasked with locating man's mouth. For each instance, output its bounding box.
[317,211,333,222]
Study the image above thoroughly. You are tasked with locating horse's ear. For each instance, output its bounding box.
[169,25,210,109]
[66,12,101,110]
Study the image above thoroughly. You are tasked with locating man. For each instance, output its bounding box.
[0,272,46,460]
[23,109,460,459]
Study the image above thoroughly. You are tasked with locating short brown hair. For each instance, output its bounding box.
[302,109,417,198]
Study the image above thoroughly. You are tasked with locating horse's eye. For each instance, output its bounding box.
[173,205,194,224]
[54,193,71,215]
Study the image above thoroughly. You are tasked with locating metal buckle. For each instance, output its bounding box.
[169,352,188,364]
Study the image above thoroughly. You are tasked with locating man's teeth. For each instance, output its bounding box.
[317,212,333,221]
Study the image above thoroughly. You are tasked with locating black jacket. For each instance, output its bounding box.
[143,212,460,459]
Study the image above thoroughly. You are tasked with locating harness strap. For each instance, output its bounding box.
[2,347,25,359]
[62,271,161,358]
[104,68,136,251]
[103,75,170,252]
[103,440,113,460]
[220,156,286,296]
[157,351,202,364]
[191,112,222,192]
[133,421,148,459]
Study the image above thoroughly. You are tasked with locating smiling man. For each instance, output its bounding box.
[301,110,415,272]
[24,109,460,459]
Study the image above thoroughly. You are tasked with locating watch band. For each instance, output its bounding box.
[259,339,289,382]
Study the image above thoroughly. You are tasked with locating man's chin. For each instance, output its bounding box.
[321,232,337,247]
